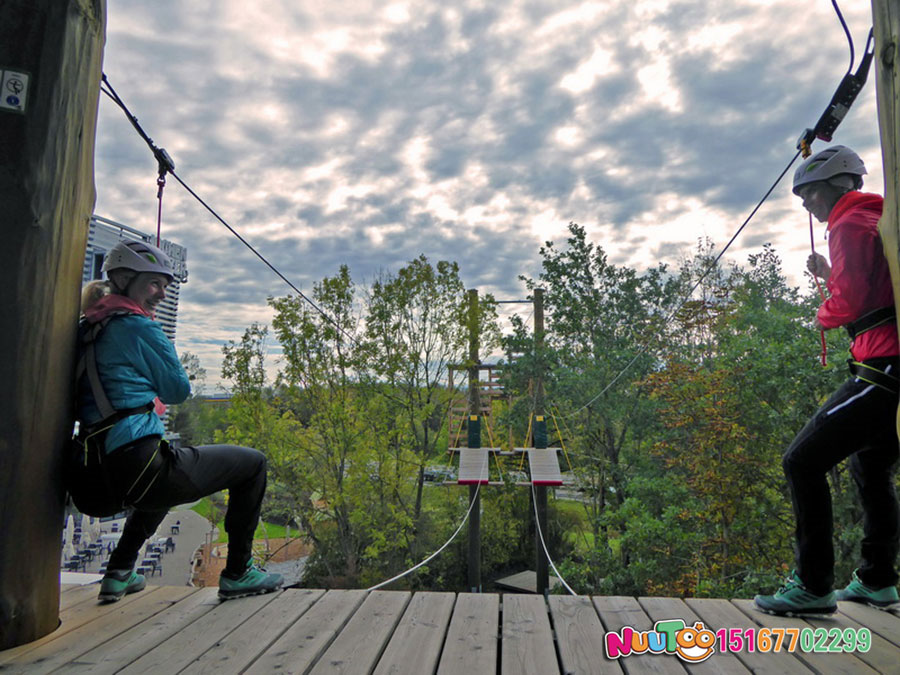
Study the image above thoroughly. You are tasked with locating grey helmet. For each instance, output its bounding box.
[103,240,176,281]
[792,145,866,195]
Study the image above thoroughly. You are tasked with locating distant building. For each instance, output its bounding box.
[82,215,188,344]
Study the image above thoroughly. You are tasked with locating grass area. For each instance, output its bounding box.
[191,495,290,543]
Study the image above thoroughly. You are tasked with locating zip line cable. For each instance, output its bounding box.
[100,75,358,347]
[559,149,802,419]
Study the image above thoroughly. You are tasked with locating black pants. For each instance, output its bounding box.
[783,358,900,595]
[104,439,267,575]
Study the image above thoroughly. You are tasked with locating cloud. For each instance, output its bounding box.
[93,0,883,387]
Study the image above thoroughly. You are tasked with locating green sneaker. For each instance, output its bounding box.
[754,570,836,616]
[98,568,146,603]
[218,562,283,601]
[835,570,900,610]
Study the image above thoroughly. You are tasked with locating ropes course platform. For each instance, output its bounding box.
[2,584,898,674]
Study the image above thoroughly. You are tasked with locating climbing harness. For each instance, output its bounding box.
[67,314,165,515]
[845,306,897,341]
[848,360,900,395]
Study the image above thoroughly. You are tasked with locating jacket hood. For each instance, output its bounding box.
[83,294,152,324]
[828,191,883,230]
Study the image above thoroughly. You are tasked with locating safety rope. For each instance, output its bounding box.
[530,482,576,595]
[549,409,573,473]
[366,450,489,591]
[809,213,829,366]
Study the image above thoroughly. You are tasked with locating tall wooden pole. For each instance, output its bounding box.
[466,289,482,592]
[872,1,900,438]
[533,288,550,595]
[0,0,105,649]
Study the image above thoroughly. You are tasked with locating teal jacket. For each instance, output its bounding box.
[77,308,191,453]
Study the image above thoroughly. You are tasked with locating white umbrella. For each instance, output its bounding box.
[63,515,74,549]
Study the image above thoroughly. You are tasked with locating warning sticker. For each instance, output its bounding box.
[1,69,30,114]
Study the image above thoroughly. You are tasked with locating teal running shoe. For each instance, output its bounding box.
[754,570,836,616]
[98,568,146,603]
[835,570,900,610]
[218,562,283,601]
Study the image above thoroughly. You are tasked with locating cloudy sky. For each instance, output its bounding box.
[93,1,883,390]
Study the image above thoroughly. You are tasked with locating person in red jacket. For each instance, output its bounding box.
[755,145,900,615]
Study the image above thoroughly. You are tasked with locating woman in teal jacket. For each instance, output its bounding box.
[75,240,282,602]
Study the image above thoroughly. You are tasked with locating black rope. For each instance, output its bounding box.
[831,0,854,74]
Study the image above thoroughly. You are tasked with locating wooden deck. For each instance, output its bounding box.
[1,585,898,674]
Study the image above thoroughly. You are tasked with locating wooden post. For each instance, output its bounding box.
[533,288,550,595]
[872,1,900,437]
[466,289,482,592]
[0,0,105,649]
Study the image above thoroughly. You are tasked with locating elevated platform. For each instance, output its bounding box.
[2,584,898,673]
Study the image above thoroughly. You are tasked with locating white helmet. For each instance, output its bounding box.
[792,145,866,195]
[103,240,176,281]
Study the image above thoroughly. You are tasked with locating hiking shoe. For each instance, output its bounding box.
[754,570,836,616]
[218,562,283,601]
[835,570,900,610]
[98,568,146,603]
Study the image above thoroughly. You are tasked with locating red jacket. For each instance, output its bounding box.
[817,191,898,361]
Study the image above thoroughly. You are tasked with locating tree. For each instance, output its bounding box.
[364,256,499,537]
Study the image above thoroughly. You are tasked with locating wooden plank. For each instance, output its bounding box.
[246,589,367,675]
[62,587,219,674]
[837,601,900,648]
[58,583,102,610]
[732,598,877,675]
[180,589,325,675]
[118,590,282,674]
[308,590,411,675]
[374,592,456,675]
[685,598,813,674]
[500,594,559,675]
[0,586,165,666]
[807,604,900,674]
[0,586,195,674]
[638,597,749,674]
[527,449,563,485]
[437,593,498,675]
[458,448,490,484]
[548,595,622,675]
[592,596,686,675]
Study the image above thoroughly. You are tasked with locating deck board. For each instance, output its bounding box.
[548,595,622,675]
[0,586,195,675]
[64,587,218,674]
[374,591,456,675]
[593,596,687,674]
[501,594,559,675]
[638,596,749,674]
[732,598,879,675]
[685,598,813,674]
[307,590,411,674]
[437,592,499,675]
[180,589,325,675]
[1,586,897,674]
[245,589,367,675]
[117,589,280,674]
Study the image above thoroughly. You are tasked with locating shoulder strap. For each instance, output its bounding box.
[75,314,153,430]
